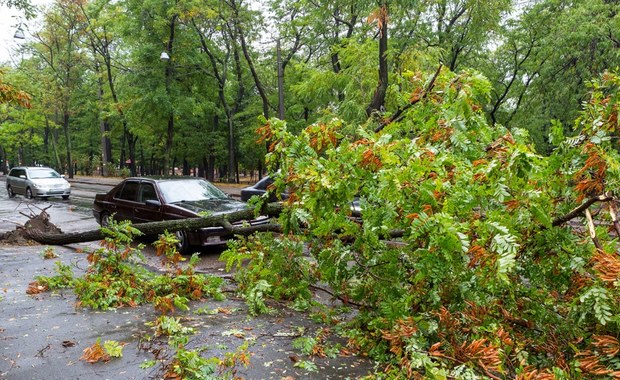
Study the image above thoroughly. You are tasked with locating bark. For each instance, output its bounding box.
[22,203,283,246]
[162,15,178,176]
[63,110,73,178]
[366,3,389,117]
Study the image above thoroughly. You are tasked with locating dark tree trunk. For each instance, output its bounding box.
[366,3,389,117]
[63,111,74,178]
[127,129,137,176]
[20,204,283,246]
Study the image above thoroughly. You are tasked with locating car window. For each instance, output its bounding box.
[28,168,61,179]
[255,176,274,190]
[158,179,228,203]
[117,181,139,202]
[9,169,24,177]
[139,183,158,203]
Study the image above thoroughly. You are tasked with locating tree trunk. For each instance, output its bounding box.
[63,111,74,178]
[21,203,283,246]
[366,3,389,117]
[162,15,178,176]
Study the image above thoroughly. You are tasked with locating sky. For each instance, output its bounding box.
[0,0,48,65]
[0,4,26,64]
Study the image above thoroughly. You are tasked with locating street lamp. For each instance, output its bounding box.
[160,51,170,61]
[13,27,25,40]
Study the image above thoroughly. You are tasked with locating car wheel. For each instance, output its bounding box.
[175,230,190,254]
[100,212,112,227]
[25,187,33,199]
[6,185,15,198]
[62,195,70,200]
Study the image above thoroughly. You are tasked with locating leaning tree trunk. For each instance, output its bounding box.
[23,203,283,246]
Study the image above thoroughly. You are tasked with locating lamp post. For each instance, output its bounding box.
[13,26,25,40]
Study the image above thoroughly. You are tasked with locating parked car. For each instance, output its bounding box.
[240,176,289,202]
[92,176,269,252]
[240,176,362,215]
[6,166,71,200]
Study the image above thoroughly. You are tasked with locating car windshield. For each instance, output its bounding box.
[158,179,228,204]
[29,168,61,179]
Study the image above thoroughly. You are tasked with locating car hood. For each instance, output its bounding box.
[31,178,70,187]
[172,198,249,216]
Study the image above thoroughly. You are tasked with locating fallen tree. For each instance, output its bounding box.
[6,203,284,246]
[229,69,620,379]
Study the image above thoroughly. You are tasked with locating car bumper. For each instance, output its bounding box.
[33,188,71,197]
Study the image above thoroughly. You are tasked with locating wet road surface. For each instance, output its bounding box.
[0,176,376,379]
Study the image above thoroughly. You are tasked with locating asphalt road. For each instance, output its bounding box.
[0,176,375,379]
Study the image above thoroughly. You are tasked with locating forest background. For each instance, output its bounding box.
[0,0,615,182]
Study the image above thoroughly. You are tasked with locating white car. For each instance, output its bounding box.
[6,166,71,200]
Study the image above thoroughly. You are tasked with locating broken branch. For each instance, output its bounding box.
[551,194,614,227]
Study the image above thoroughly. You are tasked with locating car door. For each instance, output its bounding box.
[10,168,27,195]
[112,180,140,222]
[133,182,165,223]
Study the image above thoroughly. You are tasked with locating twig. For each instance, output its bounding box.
[0,219,25,227]
[35,344,51,358]
[608,201,620,236]
[308,284,365,308]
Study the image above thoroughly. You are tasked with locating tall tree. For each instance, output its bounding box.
[79,0,131,175]
[31,0,87,178]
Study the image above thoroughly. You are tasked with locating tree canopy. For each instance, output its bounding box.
[1,0,617,177]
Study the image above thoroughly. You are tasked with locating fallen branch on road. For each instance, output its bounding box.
[3,202,284,246]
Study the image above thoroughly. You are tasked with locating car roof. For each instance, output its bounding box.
[10,166,55,170]
[12,166,53,168]
[123,176,207,182]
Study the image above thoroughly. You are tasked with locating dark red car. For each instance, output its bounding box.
[92,177,268,252]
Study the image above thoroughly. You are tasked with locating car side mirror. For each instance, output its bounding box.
[145,199,161,207]
[61,175,66,178]
[19,175,26,179]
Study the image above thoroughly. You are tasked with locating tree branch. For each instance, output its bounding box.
[375,64,443,133]
[551,194,613,227]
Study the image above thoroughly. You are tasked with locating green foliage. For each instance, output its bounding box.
[221,233,314,315]
[168,346,219,380]
[72,220,150,309]
[149,315,195,337]
[40,246,59,259]
[235,68,620,378]
[34,261,75,290]
[34,221,224,313]
[80,338,125,363]
[292,328,341,359]
[103,340,124,358]
[293,359,318,372]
